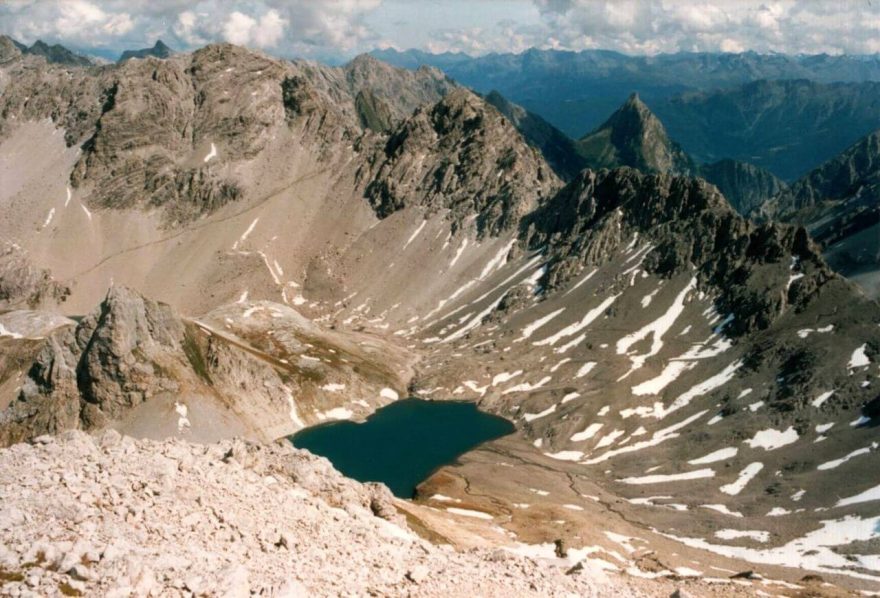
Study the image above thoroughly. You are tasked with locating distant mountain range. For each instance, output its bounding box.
[652,79,880,181]
[118,40,174,63]
[7,38,92,66]
[373,48,880,181]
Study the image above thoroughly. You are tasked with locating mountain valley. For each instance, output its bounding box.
[0,36,878,597]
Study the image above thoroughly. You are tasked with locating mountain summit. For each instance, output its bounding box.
[0,37,92,66]
[118,39,174,63]
[576,92,694,175]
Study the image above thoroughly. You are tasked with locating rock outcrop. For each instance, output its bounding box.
[1,286,189,444]
[0,243,69,310]
[362,89,560,236]
[0,431,643,597]
[484,90,587,181]
[523,168,839,335]
[763,130,880,297]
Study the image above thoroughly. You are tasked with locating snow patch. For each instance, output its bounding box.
[174,402,191,431]
[715,529,769,543]
[744,427,799,451]
[619,469,715,485]
[812,391,834,408]
[689,447,738,465]
[720,462,763,496]
[403,219,427,249]
[848,344,870,370]
[380,388,399,401]
[571,423,603,442]
[575,361,596,378]
[533,294,619,347]
[518,308,566,341]
[446,507,492,520]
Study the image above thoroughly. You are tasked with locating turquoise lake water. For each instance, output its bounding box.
[290,398,514,498]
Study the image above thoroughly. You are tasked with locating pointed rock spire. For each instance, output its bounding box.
[576,92,694,175]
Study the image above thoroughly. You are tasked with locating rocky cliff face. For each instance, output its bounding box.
[1,285,412,446]
[576,93,695,176]
[698,159,787,216]
[361,89,559,236]
[2,286,189,444]
[484,90,587,181]
[0,243,69,310]
[343,54,457,128]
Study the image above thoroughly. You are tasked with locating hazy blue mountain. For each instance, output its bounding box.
[22,39,92,66]
[373,48,880,180]
[698,159,787,216]
[653,79,880,181]
[372,48,880,136]
[118,40,174,63]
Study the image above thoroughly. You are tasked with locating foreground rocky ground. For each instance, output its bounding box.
[0,431,671,597]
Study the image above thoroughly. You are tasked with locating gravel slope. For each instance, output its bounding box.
[0,431,658,597]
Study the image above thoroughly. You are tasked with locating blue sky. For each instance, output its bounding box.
[2,1,879,63]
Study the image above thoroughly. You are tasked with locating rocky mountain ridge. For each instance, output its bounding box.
[1,41,879,593]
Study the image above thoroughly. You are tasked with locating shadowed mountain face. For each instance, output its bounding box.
[484,90,586,181]
[764,130,880,297]
[1,42,880,590]
[118,40,174,63]
[698,159,787,216]
[576,93,694,175]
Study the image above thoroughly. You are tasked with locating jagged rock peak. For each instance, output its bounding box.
[484,89,587,181]
[363,88,561,236]
[525,168,837,335]
[0,35,23,63]
[0,285,187,445]
[24,39,92,66]
[343,53,457,130]
[777,129,880,216]
[576,92,694,175]
[118,39,174,63]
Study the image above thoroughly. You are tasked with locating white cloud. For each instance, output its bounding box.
[0,0,877,59]
[222,11,257,46]
[254,9,286,47]
[528,0,880,55]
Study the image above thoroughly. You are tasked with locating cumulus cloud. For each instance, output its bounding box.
[0,0,381,58]
[2,0,135,47]
[0,0,877,59]
[529,0,880,55]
